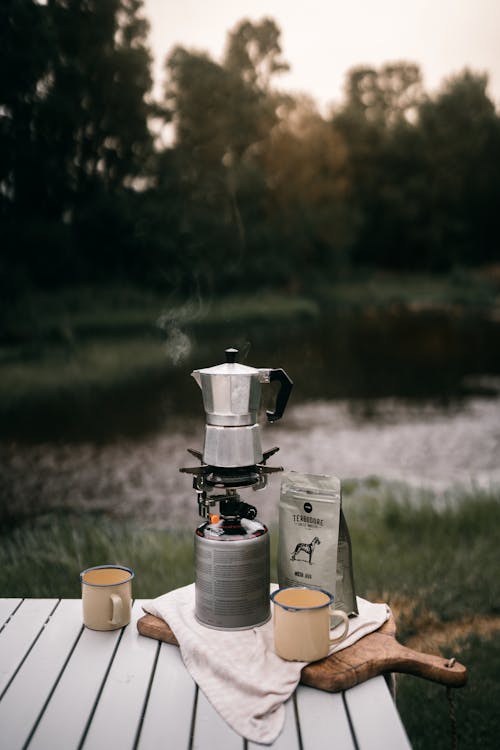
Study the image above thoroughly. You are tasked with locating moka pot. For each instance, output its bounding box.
[191,348,293,468]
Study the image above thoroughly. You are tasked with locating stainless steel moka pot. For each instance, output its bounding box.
[181,348,293,630]
[191,347,292,468]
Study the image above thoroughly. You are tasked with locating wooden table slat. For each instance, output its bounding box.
[0,598,58,697]
[0,599,82,750]
[0,598,22,629]
[27,605,124,750]
[344,676,412,750]
[295,684,356,750]
[136,640,197,750]
[81,601,159,750]
[192,689,244,749]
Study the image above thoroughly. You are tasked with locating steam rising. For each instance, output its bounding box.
[161,325,192,365]
[157,296,208,365]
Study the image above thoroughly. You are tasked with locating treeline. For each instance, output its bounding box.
[2,1,500,299]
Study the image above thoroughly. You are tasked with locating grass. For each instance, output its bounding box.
[346,479,500,750]
[342,478,500,638]
[397,635,500,750]
[0,511,195,599]
[1,479,499,749]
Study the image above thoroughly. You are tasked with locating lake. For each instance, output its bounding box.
[2,308,500,528]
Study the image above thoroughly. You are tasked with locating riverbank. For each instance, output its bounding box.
[0,479,498,749]
[1,270,500,442]
[3,269,500,344]
[0,284,319,440]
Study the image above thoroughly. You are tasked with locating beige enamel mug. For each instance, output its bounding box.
[271,586,349,662]
[80,565,134,630]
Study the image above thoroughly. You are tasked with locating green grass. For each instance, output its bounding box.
[0,511,195,599]
[1,480,498,749]
[343,478,500,637]
[346,480,500,750]
[397,634,500,750]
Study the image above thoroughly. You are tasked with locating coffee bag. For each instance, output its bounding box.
[278,471,358,617]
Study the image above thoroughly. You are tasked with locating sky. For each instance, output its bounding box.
[143,0,500,113]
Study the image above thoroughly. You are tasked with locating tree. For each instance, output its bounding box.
[224,17,289,91]
[0,0,155,289]
[39,0,154,209]
[0,0,52,218]
[161,18,290,290]
[417,69,500,268]
[262,95,353,284]
[332,62,428,269]
[344,62,423,128]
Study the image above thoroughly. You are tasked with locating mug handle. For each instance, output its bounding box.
[328,608,349,645]
[110,593,124,626]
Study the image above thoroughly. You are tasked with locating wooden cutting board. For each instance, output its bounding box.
[137,612,467,692]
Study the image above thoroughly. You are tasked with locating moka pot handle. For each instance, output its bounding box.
[266,369,293,422]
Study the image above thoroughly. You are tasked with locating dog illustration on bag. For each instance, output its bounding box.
[290,536,321,564]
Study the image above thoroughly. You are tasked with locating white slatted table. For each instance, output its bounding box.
[0,599,412,749]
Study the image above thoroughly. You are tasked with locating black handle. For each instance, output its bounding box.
[266,369,293,422]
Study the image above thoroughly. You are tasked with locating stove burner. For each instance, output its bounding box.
[203,466,264,488]
[180,447,282,490]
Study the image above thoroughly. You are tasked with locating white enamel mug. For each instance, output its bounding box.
[80,565,134,631]
[271,586,349,662]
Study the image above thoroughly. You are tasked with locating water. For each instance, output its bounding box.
[2,309,500,528]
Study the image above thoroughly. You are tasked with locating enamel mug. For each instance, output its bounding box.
[80,565,134,631]
[271,586,349,662]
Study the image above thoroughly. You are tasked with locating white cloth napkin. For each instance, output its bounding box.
[142,585,389,745]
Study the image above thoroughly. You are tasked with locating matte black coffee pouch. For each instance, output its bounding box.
[278,470,358,617]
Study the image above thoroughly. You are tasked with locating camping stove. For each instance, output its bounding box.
[180,348,293,630]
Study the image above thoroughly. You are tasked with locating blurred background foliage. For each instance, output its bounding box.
[2,0,500,314]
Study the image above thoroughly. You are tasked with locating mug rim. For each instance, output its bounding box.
[270,585,334,612]
[80,564,134,587]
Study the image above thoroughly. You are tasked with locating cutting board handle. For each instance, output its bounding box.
[390,641,467,687]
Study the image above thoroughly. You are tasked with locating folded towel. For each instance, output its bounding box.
[143,585,389,745]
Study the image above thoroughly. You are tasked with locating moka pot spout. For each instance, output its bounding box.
[191,370,202,388]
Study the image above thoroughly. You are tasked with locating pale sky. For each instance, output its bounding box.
[143,0,500,112]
